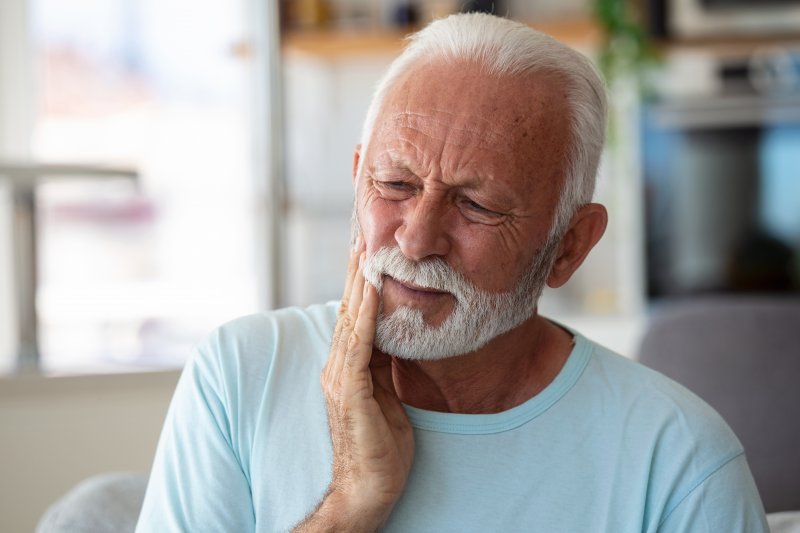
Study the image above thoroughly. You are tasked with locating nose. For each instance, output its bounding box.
[394,198,451,261]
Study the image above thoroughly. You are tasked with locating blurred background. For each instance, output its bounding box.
[1,0,799,529]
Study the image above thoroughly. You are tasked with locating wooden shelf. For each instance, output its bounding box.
[283,28,409,58]
[655,35,800,58]
[283,19,602,59]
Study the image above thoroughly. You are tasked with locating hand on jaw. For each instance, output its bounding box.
[294,237,415,532]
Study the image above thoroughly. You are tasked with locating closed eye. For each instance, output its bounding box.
[372,179,415,200]
[458,197,506,225]
[465,199,489,212]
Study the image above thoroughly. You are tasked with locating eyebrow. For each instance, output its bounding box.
[370,155,519,208]
[369,154,418,176]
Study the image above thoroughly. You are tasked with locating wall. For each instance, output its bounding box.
[0,0,33,371]
[282,49,395,306]
[0,370,180,532]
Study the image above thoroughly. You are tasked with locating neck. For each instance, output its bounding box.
[390,313,574,414]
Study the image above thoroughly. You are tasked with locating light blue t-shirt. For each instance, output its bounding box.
[137,302,768,532]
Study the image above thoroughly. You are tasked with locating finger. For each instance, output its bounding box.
[370,348,403,416]
[352,231,364,253]
[336,238,363,329]
[348,253,366,323]
[332,253,366,382]
[371,350,411,441]
[373,381,409,434]
[369,349,396,395]
[344,279,379,374]
[328,239,364,373]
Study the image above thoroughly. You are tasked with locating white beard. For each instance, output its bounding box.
[361,240,559,360]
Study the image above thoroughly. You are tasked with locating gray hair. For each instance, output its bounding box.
[358,13,608,239]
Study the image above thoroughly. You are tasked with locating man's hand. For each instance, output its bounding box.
[294,240,414,532]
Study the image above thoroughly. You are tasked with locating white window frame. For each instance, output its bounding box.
[0,0,33,371]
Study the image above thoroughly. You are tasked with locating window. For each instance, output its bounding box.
[0,0,279,374]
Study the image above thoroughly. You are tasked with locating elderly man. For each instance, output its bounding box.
[137,13,767,532]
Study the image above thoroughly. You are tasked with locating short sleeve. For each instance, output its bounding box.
[656,454,769,533]
[136,338,255,532]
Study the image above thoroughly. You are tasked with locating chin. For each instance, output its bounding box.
[374,306,495,361]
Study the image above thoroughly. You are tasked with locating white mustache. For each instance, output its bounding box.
[362,247,477,302]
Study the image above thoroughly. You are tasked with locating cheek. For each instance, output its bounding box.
[448,226,531,291]
[357,196,401,254]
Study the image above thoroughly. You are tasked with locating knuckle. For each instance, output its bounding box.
[332,329,348,350]
[348,331,361,349]
[344,348,360,368]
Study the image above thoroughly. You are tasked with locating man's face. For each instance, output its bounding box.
[355,61,572,358]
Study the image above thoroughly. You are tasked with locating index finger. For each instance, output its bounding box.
[344,280,380,373]
[329,236,365,369]
[339,235,365,309]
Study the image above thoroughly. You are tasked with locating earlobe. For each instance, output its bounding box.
[546,238,572,289]
[546,203,608,289]
[352,145,362,183]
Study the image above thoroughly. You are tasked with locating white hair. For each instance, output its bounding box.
[358,13,608,238]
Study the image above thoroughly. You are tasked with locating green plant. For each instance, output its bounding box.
[594,0,655,81]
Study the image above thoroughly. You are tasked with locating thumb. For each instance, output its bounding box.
[370,350,408,425]
[369,349,396,396]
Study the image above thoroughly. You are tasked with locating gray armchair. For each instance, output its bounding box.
[636,296,800,514]
[37,472,147,533]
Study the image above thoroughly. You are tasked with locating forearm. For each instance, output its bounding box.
[292,490,390,533]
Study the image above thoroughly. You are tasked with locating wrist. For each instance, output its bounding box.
[324,488,394,531]
[293,488,393,533]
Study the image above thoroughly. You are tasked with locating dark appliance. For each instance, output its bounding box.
[642,48,800,298]
[647,0,800,39]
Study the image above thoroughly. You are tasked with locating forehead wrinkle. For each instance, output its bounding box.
[386,111,512,155]
[371,145,430,178]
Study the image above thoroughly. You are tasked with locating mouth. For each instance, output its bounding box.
[385,275,448,295]
[381,275,456,322]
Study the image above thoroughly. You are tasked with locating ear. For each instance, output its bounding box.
[547,203,608,289]
[352,144,362,183]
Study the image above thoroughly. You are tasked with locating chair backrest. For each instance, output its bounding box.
[37,472,148,533]
[637,296,800,514]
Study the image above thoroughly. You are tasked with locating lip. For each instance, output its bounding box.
[386,276,448,295]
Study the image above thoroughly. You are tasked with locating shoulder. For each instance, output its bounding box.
[200,301,339,361]
[188,301,340,402]
[568,336,766,528]
[173,302,339,460]
[587,334,743,450]
[576,337,754,523]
